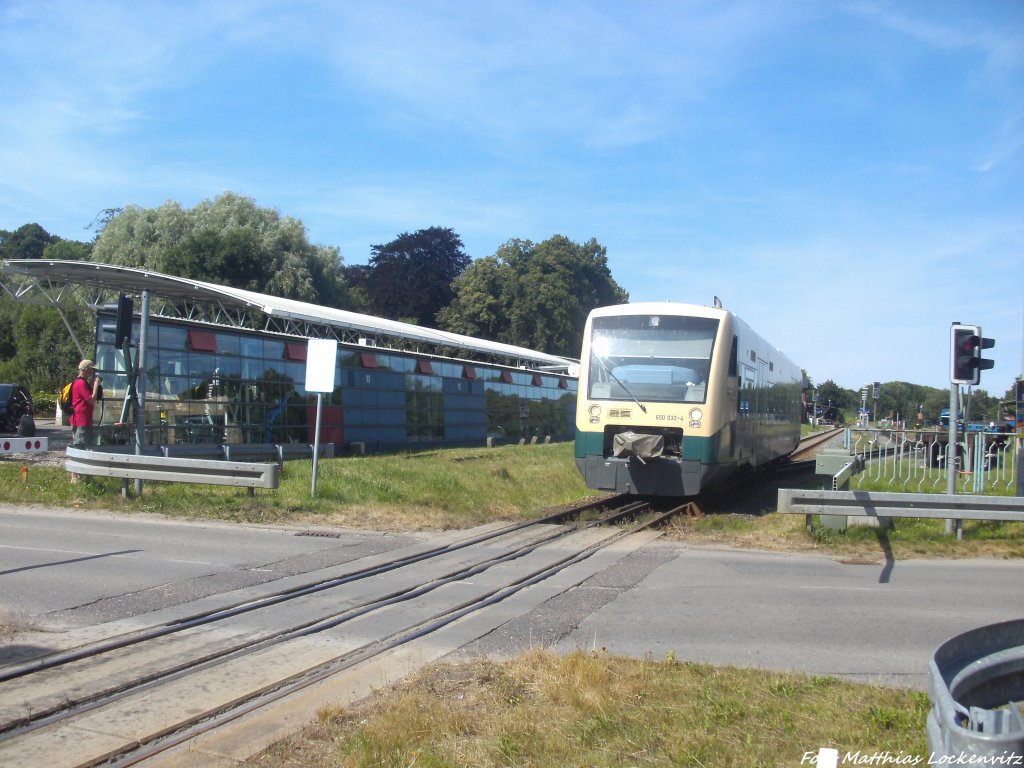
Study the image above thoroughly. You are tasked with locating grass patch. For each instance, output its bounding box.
[0,443,598,531]
[853,474,1017,497]
[241,650,929,767]
[666,511,1024,559]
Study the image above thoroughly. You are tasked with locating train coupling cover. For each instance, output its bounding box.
[613,431,664,463]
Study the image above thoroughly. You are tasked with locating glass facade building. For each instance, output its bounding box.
[93,312,577,452]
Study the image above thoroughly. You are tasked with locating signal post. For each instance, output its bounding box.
[946,322,996,532]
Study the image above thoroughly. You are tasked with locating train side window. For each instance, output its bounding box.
[728,336,738,377]
[741,365,756,389]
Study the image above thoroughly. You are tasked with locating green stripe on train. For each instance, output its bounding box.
[575,429,723,463]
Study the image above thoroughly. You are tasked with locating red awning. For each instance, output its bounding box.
[285,342,307,361]
[187,330,217,352]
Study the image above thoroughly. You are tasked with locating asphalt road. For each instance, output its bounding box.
[0,506,419,644]
[2,505,1022,690]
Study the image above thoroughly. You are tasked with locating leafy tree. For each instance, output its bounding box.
[436,255,509,342]
[44,239,92,261]
[0,223,59,260]
[0,303,93,395]
[360,227,470,325]
[964,388,1001,424]
[438,235,628,357]
[90,192,353,308]
[872,381,934,424]
[920,388,951,425]
[85,207,123,238]
[907,385,1000,426]
[89,200,184,269]
[339,263,372,313]
[0,297,17,362]
[0,224,95,394]
[809,380,1007,427]
[812,379,857,423]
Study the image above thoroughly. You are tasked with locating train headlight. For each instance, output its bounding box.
[689,408,703,422]
[588,404,601,423]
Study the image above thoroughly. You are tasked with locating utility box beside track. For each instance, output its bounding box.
[815,447,858,532]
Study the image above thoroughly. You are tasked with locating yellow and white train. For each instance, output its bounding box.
[574,301,805,496]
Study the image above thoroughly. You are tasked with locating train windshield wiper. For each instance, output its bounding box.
[593,355,647,414]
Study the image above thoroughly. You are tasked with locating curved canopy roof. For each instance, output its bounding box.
[0,259,576,371]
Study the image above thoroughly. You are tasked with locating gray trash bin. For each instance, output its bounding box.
[926,618,1024,759]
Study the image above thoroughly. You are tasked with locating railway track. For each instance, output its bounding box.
[0,495,687,768]
[790,426,844,461]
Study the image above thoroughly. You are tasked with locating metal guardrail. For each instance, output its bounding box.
[65,447,280,489]
[156,442,334,464]
[227,442,335,463]
[777,488,1024,533]
[927,618,1024,759]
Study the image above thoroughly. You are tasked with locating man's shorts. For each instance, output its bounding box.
[71,425,96,448]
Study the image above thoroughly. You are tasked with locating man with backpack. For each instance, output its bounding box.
[69,359,102,483]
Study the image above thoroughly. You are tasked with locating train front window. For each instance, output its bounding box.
[588,315,719,403]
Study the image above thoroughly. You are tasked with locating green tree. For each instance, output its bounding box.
[964,388,1001,424]
[0,223,59,259]
[339,263,372,313]
[90,192,352,308]
[438,235,627,357]
[873,381,938,424]
[0,303,93,395]
[360,227,471,325]
[0,224,96,394]
[921,388,952,424]
[43,239,92,261]
[436,255,508,342]
[813,379,857,423]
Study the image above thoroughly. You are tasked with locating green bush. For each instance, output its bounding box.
[32,393,56,418]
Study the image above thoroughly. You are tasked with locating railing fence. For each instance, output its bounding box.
[845,428,1017,495]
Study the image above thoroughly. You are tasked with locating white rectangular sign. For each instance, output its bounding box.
[304,338,338,393]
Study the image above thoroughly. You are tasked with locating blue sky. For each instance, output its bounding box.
[1,1,1021,394]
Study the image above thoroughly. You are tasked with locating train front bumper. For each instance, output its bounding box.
[575,455,711,496]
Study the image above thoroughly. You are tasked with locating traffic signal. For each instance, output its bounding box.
[114,293,134,347]
[950,323,995,385]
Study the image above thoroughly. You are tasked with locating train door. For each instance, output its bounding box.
[739,364,756,417]
[754,358,773,463]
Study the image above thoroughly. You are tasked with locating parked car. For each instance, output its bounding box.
[0,383,36,435]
